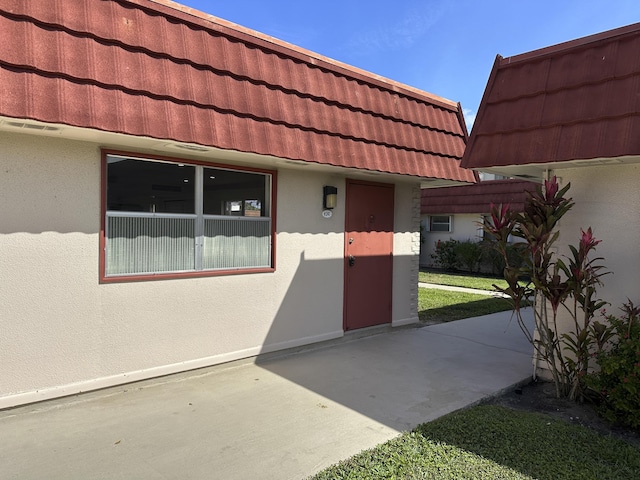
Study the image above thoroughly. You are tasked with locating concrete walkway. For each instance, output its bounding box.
[419,282,511,298]
[0,309,533,480]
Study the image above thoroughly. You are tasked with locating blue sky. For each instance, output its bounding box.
[177,0,640,128]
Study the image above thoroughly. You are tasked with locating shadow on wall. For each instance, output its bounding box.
[258,251,345,352]
[257,245,401,354]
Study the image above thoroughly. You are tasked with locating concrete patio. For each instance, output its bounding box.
[0,309,534,480]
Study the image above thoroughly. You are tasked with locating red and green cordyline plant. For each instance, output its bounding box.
[483,176,609,400]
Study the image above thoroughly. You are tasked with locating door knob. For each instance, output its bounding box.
[348,255,356,267]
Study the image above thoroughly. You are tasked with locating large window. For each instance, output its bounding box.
[103,153,274,280]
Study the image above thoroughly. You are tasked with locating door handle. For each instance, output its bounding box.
[348,255,356,267]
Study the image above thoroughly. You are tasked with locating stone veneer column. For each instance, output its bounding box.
[409,184,421,320]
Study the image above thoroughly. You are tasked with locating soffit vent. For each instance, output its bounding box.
[2,120,61,132]
[171,143,210,152]
[283,159,310,167]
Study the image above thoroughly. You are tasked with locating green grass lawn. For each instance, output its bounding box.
[309,405,640,480]
[310,272,640,479]
[418,287,514,323]
[419,270,511,291]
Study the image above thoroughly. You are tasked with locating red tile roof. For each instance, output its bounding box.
[0,0,475,183]
[421,179,537,214]
[462,23,640,170]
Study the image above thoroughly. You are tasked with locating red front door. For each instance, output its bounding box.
[344,180,394,330]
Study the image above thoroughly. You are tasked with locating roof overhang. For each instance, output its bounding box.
[473,155,640,182]
[0,115,473,186]
[420,179,474,188]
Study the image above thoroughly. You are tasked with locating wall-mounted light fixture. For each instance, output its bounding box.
[323,186,338,209]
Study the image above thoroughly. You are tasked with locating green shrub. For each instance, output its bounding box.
[587,300,640,428]
[505,242,527,270]
[431,239,459,271]
[454,240,483,273]
[480,240,527,276]
[480,240,505,275]
[431,238,526,276]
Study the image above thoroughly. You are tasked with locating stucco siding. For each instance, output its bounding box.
[0,131,419,407]
[555,164,640,315]
[1,134,102,396]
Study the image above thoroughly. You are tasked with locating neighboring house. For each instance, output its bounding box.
[461,22,640,374]
[0,0,475,408]
[420,179,536,267]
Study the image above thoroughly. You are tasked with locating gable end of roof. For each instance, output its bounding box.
[462,22,640,171]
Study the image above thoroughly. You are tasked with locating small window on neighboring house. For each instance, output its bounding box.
[429,215,452,232]
[481,215,490,240]
[102,152,275,280]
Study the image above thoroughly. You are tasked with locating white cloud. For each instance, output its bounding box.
[346,3,448,55]
[463,108,476,130]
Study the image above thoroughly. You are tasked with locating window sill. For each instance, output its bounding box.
[99,267,276,283]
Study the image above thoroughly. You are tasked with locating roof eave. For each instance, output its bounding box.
[500,21,640,66]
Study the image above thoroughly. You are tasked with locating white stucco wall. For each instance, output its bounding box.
[0,131,420,407]
[555,164,640,317]
[419,213,483,267]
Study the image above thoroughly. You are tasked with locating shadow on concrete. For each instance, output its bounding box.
[257,256,535,432]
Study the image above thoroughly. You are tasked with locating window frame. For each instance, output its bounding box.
[100,149,277,283]
[428,215,452,233]
[481,215,489,240]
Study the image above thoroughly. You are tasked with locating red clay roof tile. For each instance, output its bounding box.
[462,22,640,170]
[0,0,475,182]
[421,179,537,214]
